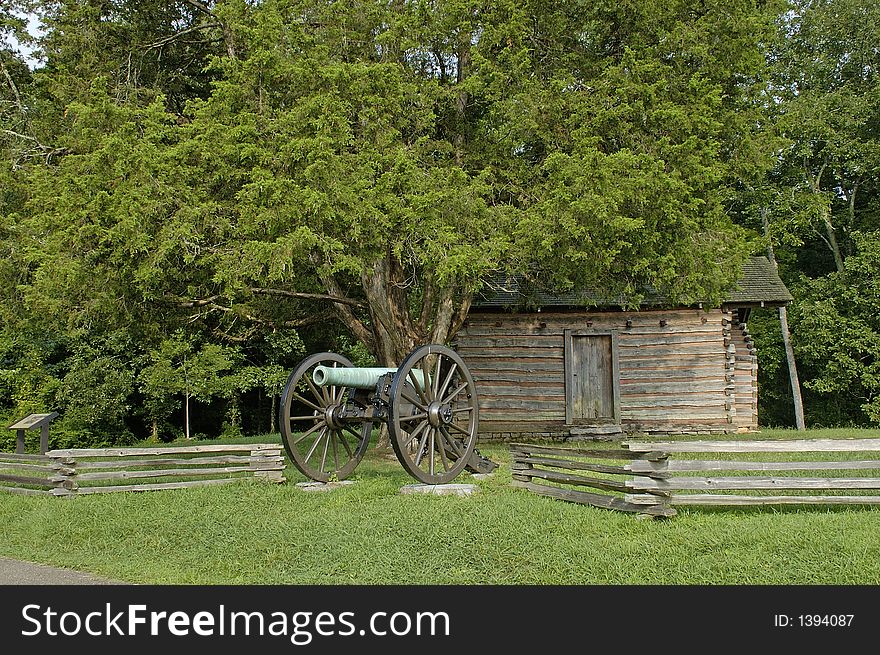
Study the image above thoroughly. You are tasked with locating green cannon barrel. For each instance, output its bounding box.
[313,366,427,390]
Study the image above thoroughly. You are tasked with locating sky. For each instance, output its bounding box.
[2,11,44,68]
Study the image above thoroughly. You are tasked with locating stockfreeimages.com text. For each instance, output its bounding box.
[21,603,451,645]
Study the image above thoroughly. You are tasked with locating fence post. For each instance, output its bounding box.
[50,455,77,497]
[509,445,534,484]
[250,447,285,483]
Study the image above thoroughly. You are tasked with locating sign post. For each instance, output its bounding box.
[8,412,60,454]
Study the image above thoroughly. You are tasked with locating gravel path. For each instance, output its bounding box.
[0,557,126,585]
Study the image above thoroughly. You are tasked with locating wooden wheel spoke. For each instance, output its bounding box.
[338,427,357,457]
[303,427,328,463]
[428,429,436,475]
[401,389,428,412]
[451,407,473,414]
[331,429,339,471]
[294,420,327,445]
[441,381,469,404]
[303,376,327,408]
[399,412,428,423]
[289,415,321,422]
[413,426,431,465]
[419,360,434,401]
[437,361,458,403]
[439,426,465,457]
[447,421,472,438]
[292,393,322,412]
[408,369,431,406]
[415,427,431,466]
[436,428,449,472]
[404,420,428,448]
[432,355,443,400]
[319,428,331,472]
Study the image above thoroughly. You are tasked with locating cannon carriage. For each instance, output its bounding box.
[279,344,496,485]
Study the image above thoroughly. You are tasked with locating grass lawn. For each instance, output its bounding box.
[1,428,879,585]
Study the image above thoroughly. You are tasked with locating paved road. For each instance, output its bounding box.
[0,557,125,585]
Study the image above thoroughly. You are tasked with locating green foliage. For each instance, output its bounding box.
[768,0,880,270]
[56,334,136,439]
[750,0,880,427]
[138,333,242,439]
[788,233,880,424]
[9,0,880,435]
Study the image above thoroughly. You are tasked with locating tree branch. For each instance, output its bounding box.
[195,300,335,329]
[312,260,374,352]
[175,295,220,308]
[145,23,221,50]
[1,129,70,163]
[0,60,24,114]
[449,292,473,341]
[182,0,215,16]
[249,286,366,308]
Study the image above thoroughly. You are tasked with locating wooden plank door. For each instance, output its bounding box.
[565,330,620,425]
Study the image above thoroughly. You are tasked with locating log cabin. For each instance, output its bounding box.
[455,256,793,440]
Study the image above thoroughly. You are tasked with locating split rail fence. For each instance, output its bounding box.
[0,444,285,497]
[511,438,880,517]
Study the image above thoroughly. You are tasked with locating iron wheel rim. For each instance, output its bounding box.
[279,352,372,482]
[389,344,478,484]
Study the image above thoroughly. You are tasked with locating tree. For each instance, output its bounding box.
[2,0,790,439]
[788,232,880,424]
[751,0,880,426]
[139,334,239,439]
[771,0,880,273]
[160,0,772,364]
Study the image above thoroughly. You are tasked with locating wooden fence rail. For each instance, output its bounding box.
[623,439,880,510]
[509,443,677,517]
[0,444,285,497]
[511,438,880,516]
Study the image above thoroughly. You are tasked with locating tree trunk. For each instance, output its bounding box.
[329,252,475,448]
[185,393,191,440]
[808,164,844,272]
[763,208,806,430]
[778,305,806,430]
[821,208,845,273]
[270,393,277,434]
[151,419,159,442]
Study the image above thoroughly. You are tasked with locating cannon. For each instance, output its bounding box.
[279,344,497,485]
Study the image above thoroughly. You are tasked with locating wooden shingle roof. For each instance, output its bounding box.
[725,256,794,306]
[473,256,793,309]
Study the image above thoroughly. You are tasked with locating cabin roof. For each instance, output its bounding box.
[725,256,794,306]
[472,256,793,310]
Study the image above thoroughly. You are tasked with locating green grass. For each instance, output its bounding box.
[1,429,880,584]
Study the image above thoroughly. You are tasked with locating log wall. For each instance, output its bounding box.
[456,309,735,438]
[731,318,758,432]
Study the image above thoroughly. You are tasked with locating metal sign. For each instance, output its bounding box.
[8,412,59,431]
[8,412,59,455]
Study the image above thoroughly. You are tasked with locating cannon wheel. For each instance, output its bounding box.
[389,344,479,484]
[279,352,372,482]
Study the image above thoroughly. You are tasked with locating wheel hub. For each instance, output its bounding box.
[428,402,453,427]
[324,405,343,430]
